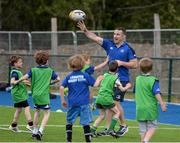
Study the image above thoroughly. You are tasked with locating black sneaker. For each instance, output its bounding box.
[91,132,97,138]
[116,125,128,136]
[97,129,109,136]
[36,131,43,141]
[107,130,119,138]
[32,133,36,138]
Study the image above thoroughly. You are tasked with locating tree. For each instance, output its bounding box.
[0,0,180,31]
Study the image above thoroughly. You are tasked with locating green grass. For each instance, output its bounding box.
[0,106,180,142]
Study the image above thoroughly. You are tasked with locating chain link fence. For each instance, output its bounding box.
[0,29,180,102]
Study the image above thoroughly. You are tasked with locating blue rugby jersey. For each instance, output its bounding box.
[102,39,137,81]
[61,70,95,107]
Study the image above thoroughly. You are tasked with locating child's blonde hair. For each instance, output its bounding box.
[139,57,153,74]
[68,54,85,70]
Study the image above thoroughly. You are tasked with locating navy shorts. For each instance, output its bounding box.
[14,100,29,108]
[34,104,50,110]
[96,103,115,109]
[113,81,129,102]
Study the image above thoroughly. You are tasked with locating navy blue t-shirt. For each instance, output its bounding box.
[102,39,137,81]
[153,80,161,95]
[11,70,19,80]
[61,70,95,107]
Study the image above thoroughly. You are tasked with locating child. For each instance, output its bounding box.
[14,51,60,141]
[91,61,127,138]
[59,54,102,143]
[9,55,33,132]
[95,59,132,137]
[135,57,166,143]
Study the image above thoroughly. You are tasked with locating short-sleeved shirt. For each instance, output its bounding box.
[61,70,95,107]
[102,39,137,81]
[26,65,58,105]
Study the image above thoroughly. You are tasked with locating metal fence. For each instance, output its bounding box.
[0,29,180,102]
[0,29,180,56]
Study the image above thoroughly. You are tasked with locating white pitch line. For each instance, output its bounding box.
[0,124,179,130]
[0,127,31,133]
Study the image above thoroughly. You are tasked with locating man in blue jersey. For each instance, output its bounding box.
[77,21,138,136]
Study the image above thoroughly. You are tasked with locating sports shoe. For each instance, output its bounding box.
[9,125,21,132]
[32,133,36,138]
[36,131,43,141]
[26,125,33,132]
[116,125,128,136]
[91,131,97,138]
[97,129,109,136]
[107,130,119,138]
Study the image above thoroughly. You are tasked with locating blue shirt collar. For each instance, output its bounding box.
[36,65,48,68]
[112,41,126,48]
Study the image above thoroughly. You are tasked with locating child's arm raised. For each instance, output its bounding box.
[94,57,109,71]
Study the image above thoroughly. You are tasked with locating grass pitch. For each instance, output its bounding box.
[0,106,180,142]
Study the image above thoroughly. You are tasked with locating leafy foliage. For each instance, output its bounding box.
[0,0,180,31]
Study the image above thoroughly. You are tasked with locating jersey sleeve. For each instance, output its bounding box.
[102,39,111,54]
[26,69,32,78]
[85,73,95,87]
[11,71,18,80]
[51,71,58,80]
[153,80,161,95]
[127,46,137,60]
[61,76,68,88]
[85,66,95,75]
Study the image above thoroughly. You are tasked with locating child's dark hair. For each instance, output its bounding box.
[139,58,153,74]
[34,51,49,65]
[9,55,22,66]
[109,61,118,72]
[68,54,85,70]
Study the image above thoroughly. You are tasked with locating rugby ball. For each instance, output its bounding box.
[69,10,86,21]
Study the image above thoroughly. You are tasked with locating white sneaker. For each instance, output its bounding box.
[116,125,128,136]
[9,125,21,132]
[26,125,33,132]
